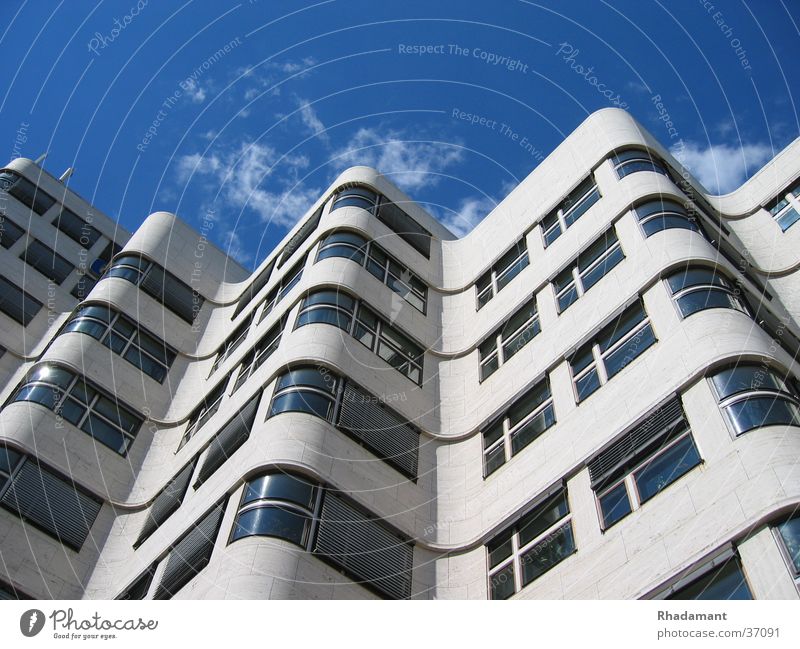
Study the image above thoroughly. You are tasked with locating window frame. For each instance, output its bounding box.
[540,176,601,247]
[475,240,530,310]
[568,300,657,403]
[258,254,307,324]
[479,295,541,382]
[594,427,702,530]
[611,149,669,179]
[295,289,425,385]
[20,238,75,285]
[766,180,800,232]
[179,375,230,450]
[482,375,555,477]
[63,304,176,383]
[486,489,575,599]
[664,266,750,319]
[773,514,800,587]
[709,364,800,437]
[232,318,284,393]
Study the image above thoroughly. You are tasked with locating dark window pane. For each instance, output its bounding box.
[676,289,742,317]
[633,435,700,503]
[777,516,800,573]
[52,207,102,247]
[603,323,656,379]
[297,307,352,331]
[520,523,575,586]
[276,367,336,394]
[21,240,74,284]
[510,403,555,455]
[711,366,785,400]
[231,506,309,546]
[576,369,601,402]
[242,473,317,508]
[82,413,129,454]
[490,563,516,600]
[271,390,333,421]
[517,492,569,548]
[581,246,624,292]
[668,560,752,600]
[484,444,506,475]
[725,396,800,435]
[487,531,513,568]
[0,213,25,248]
[599,482,632,528]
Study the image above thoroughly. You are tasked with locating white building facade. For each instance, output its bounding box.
[1,108,799,600]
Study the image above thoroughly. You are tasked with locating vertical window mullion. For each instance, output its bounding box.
[502,416,513,463]
[593,343,608,383]
[572,267,584,297]
[511,529,522,594]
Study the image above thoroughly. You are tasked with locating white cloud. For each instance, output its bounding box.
[296,98,328,143]
[183,78,207,103]
[176,142,318,229]
[670,141,775,194]
[333,127,464,192]
[437,194,497,237]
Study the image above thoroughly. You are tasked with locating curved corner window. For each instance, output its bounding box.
[316,231,427,313]
[12,364,143,455]
[269,366,339,421]
[612,150,668,179]
[636,199,702,237]
[666,267,749,318]
[231,471,320,545]
[296,289,424,385]
[710,364,800,436]
[316,231,368,263]
[331,186,379,213]
[105,255,202,324]
[63,304,176,383]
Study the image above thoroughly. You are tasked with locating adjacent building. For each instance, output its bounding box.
[1,108,799,600]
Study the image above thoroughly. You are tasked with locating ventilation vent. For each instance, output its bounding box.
[314,493,413,599]
[0,460,102,551]
[338,382,419,478]
[153,502,224,600]
[195,395,260,487]
[587,397,686,489]
[137,461,196,546]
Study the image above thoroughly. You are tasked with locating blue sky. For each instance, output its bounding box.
[1,0,798,269]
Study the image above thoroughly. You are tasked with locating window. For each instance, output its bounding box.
[105,255,202,323]
[476,240,530,310]
[116,565,156,600]
[269,366,420,478]
[229,469,414,599]
[0,444,102,551]
[296,289,424,384]
[0,170,55,215]
[553,229,625,312]
[482,376,554,477]
[635,198,702,236]
[194,395,260,487]
[231,472,319,546]
[209,313,253,376]
[665,266,749,318]
[12,364,143,455]
[709,364,800,436]
[63,305,176,383]
[612,149,668,178]
[52,206,102,248]
[666,557,752,600]
[257,254,306,323]
[317,231,428,313]
[20,239,74,285]
[486,488,575,599]
[232,319,284,392]
[277,205,322,268]
[0,211,25,248]
[588,398,700,529]
[231,258,275,320]
[569,299,657,402]
[330,185,433,258]
[0,275,42,325]
[179,376,229,450]
[479,295,540,381]
[153,503,225,600]
[540,176,601,246]
[136,461,196,546]
[0,578,31,600]
[766,179,800,232]
[775,514,800,582]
